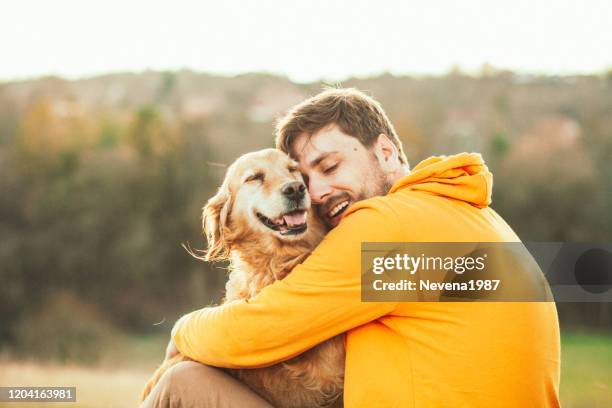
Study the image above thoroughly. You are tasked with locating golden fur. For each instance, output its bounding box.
[141,149,345,407]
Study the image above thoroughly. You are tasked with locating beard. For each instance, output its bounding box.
[361,155,393,199]
[316,158,393,228]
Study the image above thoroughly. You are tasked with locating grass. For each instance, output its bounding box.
[0,335,167,408]
[0,361,150,408]
[560,331,612,408]
[0,331,610,408]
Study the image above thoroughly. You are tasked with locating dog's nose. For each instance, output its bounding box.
[281,181,306,200]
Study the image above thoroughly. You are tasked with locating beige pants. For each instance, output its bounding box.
[140,361,273,408]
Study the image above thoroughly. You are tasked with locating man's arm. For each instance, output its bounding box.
[171,198,402,368]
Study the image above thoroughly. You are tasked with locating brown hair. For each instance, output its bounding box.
[275,88,408,165]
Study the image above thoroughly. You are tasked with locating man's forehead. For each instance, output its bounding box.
[292,126,358,167]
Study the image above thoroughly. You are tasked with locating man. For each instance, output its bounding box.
[143,88,560,407]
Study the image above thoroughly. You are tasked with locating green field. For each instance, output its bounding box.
[560,331,612,408]
[0,331,610,408]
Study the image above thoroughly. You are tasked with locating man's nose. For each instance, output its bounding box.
[308,178,332,204]
[281,181,306,201]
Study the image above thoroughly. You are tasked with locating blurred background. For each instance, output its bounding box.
[0,1,610,407]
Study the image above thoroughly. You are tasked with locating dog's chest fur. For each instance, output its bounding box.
[222,233,345,408]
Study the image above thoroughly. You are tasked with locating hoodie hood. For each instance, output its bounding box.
[388,152,492,208]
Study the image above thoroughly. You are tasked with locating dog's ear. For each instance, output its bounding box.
[202,183,233,262]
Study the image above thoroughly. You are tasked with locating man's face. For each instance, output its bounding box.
[292,125,391,228]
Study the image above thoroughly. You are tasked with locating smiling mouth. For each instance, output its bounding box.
[256,210,308,235]
[326,199,350,220]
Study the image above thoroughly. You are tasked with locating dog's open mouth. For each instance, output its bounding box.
[256,210,308,235]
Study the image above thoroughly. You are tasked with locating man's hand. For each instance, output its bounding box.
[165,337,179,360]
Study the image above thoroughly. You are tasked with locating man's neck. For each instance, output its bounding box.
[388,166,410,186]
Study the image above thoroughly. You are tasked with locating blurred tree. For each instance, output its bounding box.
[491,131,510,158]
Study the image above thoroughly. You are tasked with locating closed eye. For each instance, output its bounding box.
[323,163,338,175]
[288,166,299,173]
[245,172,265,183]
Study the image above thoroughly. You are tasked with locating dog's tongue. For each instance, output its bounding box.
[283,211,306,227]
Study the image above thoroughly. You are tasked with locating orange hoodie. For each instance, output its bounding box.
[172,153,561,407]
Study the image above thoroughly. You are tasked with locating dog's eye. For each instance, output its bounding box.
[288,166,298,173]
[245,172,264,183]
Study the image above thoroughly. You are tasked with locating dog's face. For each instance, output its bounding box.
[203,149,316,260]
[233,149,311,238]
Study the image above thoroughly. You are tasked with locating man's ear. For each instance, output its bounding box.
[373,133,399,172]
[202,183,233,262]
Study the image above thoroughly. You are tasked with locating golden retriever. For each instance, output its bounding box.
[141,148,345,407]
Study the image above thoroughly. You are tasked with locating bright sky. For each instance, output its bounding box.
[2,0,611,83]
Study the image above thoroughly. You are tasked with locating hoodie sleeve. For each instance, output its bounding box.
[171,199,401,368]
